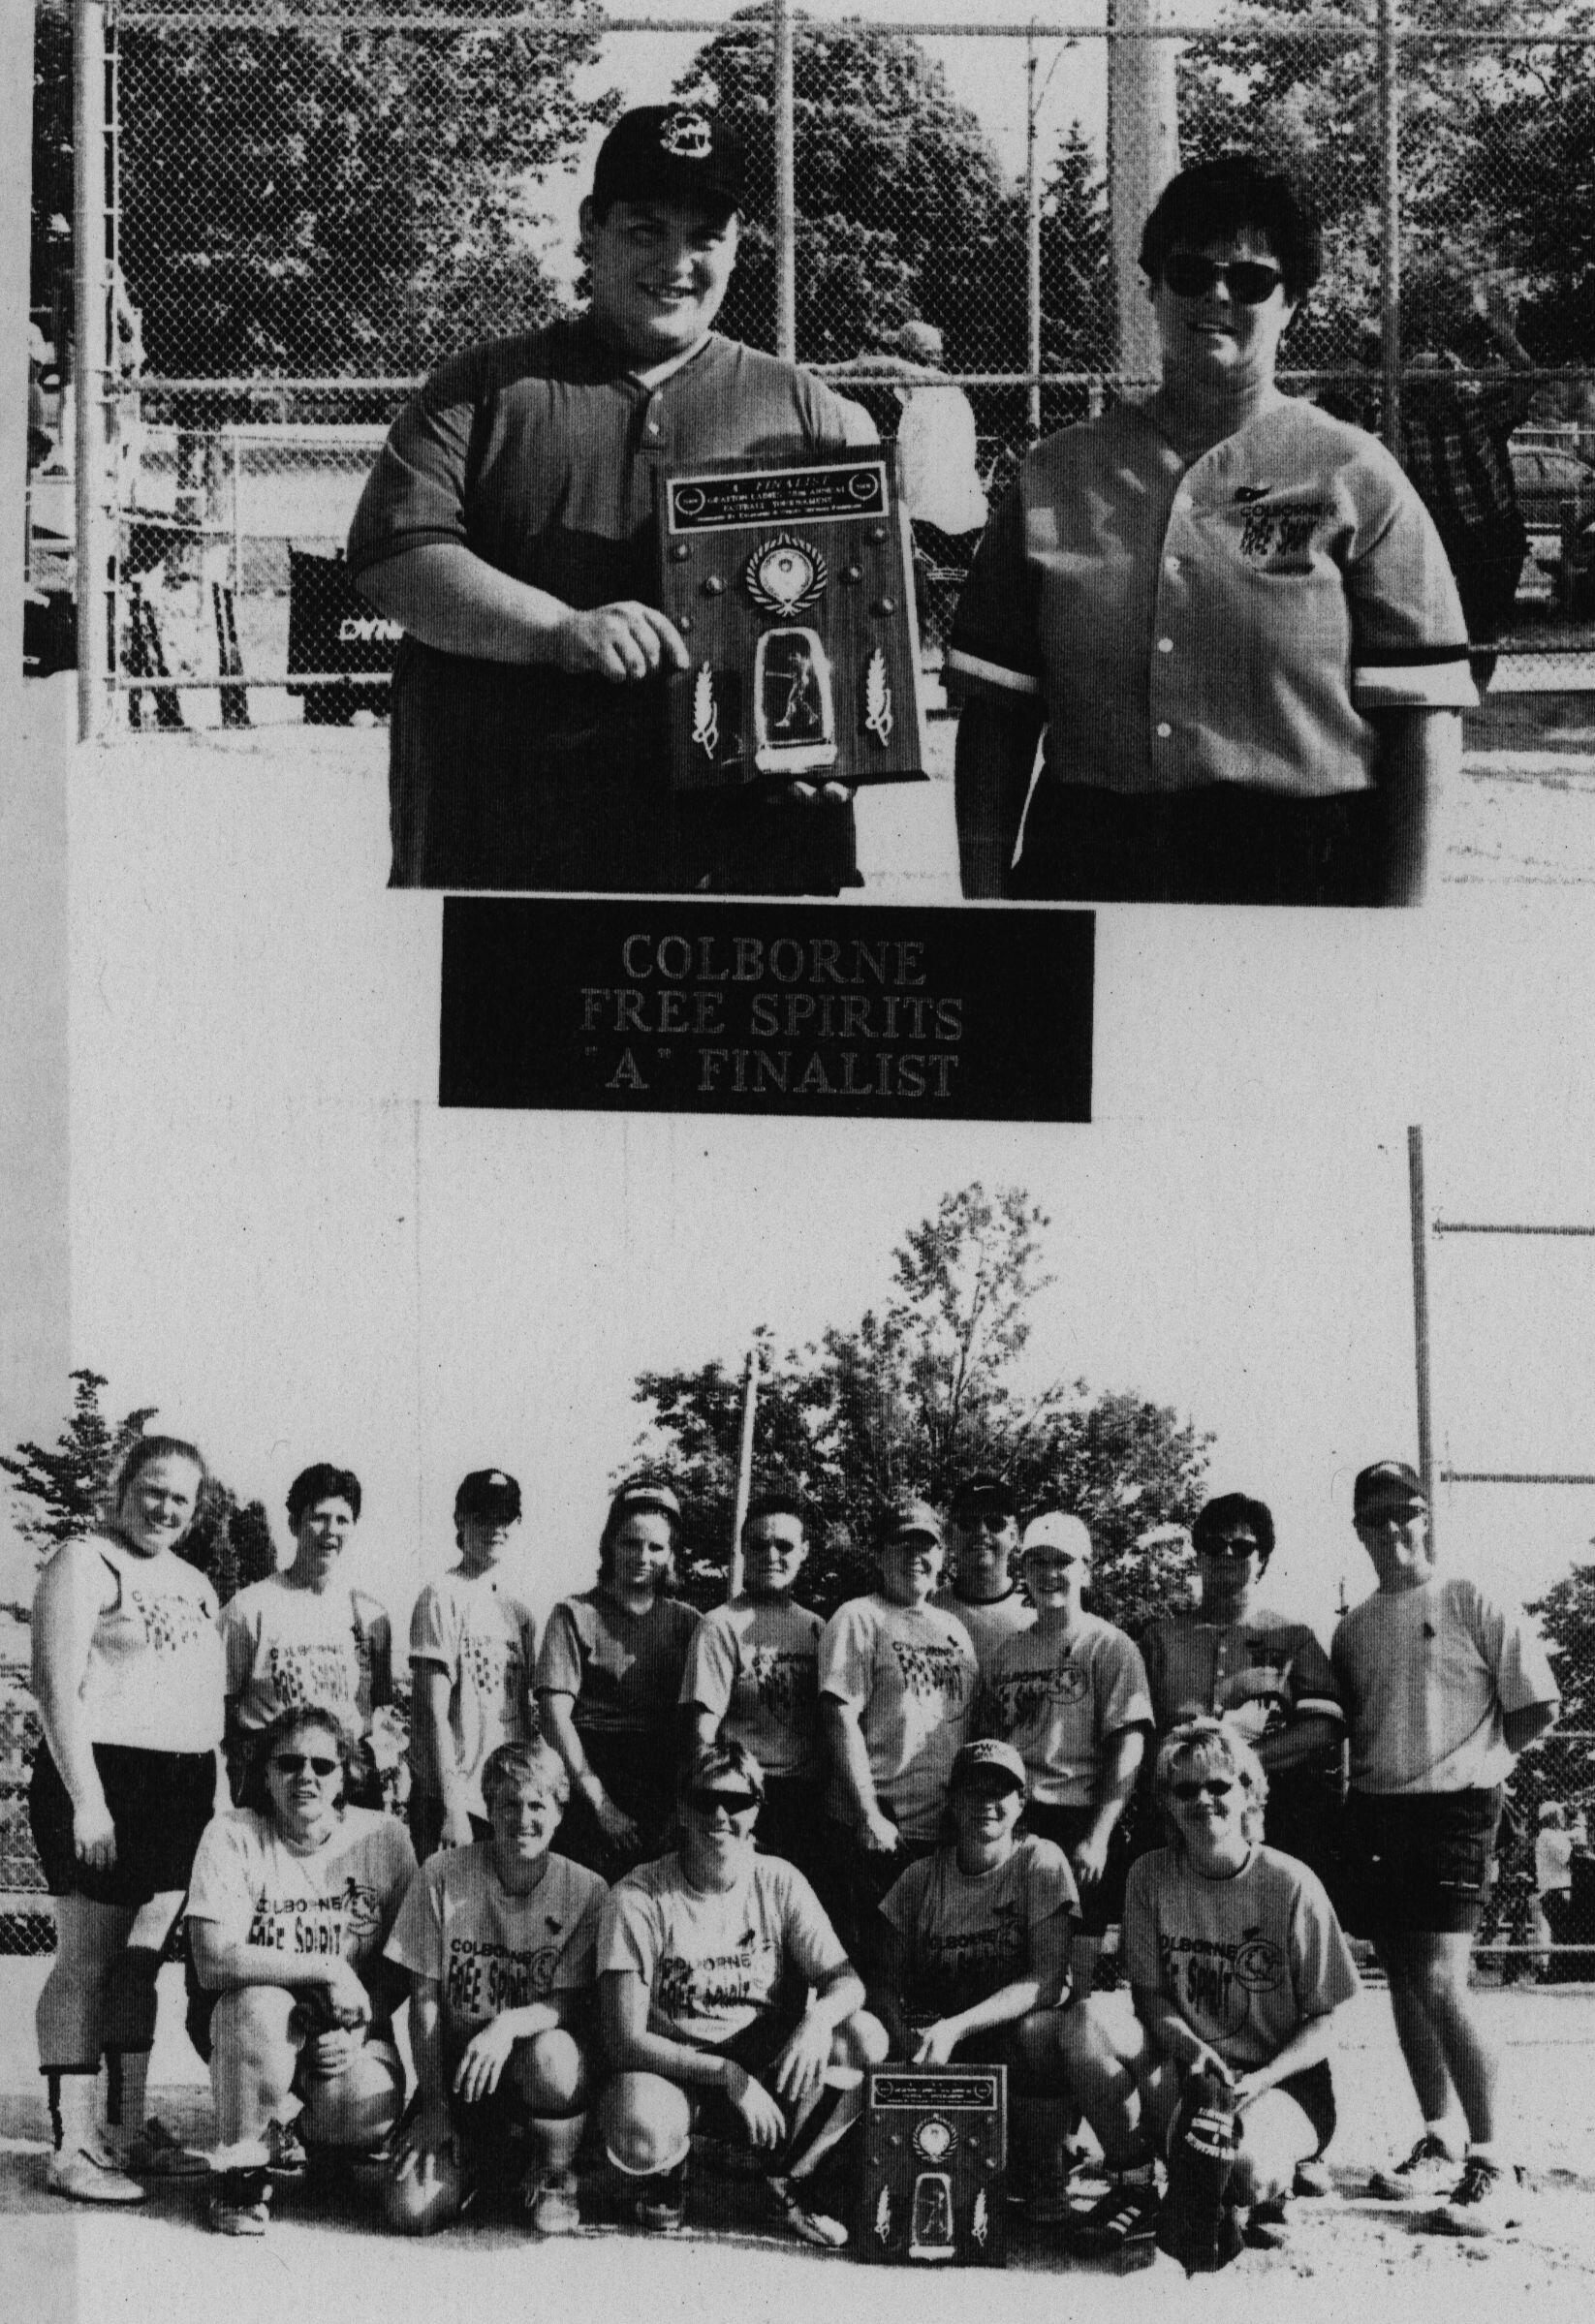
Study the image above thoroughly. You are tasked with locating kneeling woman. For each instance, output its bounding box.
[869,1739,1079,2212]
[1056,1718,1360,2257]
[384,1740,608,2235]
[185,1705,417,2234]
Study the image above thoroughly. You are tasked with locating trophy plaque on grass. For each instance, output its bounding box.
[654,453,927,792]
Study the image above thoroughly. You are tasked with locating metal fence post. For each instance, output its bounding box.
[772,0,796,360]
[1377,0,1402,455]
[1026,39,1042,440]
[73,0,112,740]
[1408,1124,1436,1536]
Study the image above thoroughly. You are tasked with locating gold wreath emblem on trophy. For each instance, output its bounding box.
[744,533,829,617]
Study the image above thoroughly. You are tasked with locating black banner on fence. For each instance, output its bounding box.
[439,901,1093,1121]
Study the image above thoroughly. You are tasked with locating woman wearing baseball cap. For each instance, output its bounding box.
[537,1477,701,1876]
[869,1737,1079,2212]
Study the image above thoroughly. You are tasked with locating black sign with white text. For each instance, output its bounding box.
[439,902,1093,1120]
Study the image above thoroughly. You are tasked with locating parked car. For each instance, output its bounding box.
[1509,443,1595,535]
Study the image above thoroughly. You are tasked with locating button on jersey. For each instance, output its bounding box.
[950,396,1475,799]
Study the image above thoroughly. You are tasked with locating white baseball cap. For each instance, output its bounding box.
[1020,1511,1092,1562]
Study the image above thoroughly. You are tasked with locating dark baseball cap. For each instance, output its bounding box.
[1353,1461,1427,1518]
[592,106,745,218]
[878,1496,946,1549]
[951,1471,1018,1522]
[950,1739,1028,1797]
[455,1469,522,1521]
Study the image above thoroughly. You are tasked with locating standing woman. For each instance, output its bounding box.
[537,1479,700,1877]
[221,1462,392,1800]
[952,153,1475,906]
[29,1435,228,2201]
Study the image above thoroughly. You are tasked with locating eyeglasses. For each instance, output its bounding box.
[271,1752,340,1778]
[1173,1778,1236,1805]
[1201,1534,1259,1561]
[688,1789,759,1816]
[1162,254,1285,305]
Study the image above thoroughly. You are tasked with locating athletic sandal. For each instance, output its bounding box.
[122,2117,207,2179]
[210,2168,272,2236]
[1071,2176,1161,2255]
[522,2167,581,2235]
[47,2139,147,2206]
[767,2172,848,2249]
[1423,2156,1523,2239]
[1367,2132,1459,2202]
[634,2159,688,2234]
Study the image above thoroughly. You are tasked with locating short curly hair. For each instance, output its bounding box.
[1140,155,1322,305]
[286,1462,362,1529]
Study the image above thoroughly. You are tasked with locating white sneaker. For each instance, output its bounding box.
[1366,2131,1460,2202]
[47,2138,147,2205]
[767,2172,849,2248]
[1424,2157,1523,2239]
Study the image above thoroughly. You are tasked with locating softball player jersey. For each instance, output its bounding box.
[45,1534,225,1753]
[819,1594,981,1843]
[678,1596,824,1782]
[222,1573,387,1739]
[598,1849,847,2048]
[1123,1843,1360,2073]
[408,1570,538,1819]
[982,1612,1153,1808]
[949,395,1475,798]
[385,1841,608,2052]
[186,1804,416,1998]
[880,1833,1078,2022]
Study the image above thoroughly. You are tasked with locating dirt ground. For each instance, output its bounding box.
[4,1955,1595,2324]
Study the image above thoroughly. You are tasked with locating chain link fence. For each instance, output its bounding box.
[27,1,1595,723]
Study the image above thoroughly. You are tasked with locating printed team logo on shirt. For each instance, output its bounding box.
[891,1640,973,1705]
[1234,1932,1286,1993]
[741,1647,817,1719]
[266,1642,360,1714]
[923,1900,1024,2008]
[128,1585,211,1657]
[445,1934,562,2021]
[990,1659,1089,1728]
[1161,1930,1255,2037]
[246,1875,380,1961]
[465,1631,523,1711]
[656,1931,779,2025]
[1229,491,1334,575]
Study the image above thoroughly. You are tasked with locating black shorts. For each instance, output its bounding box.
[29,1743,216,1909]
[683,2010,807,2145]
[1014,781,1386,908]
[755,1779,828,1883]
[1340,1787,1504,1937]
[1021,1802,1127,1937]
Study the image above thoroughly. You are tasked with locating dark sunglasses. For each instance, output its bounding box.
[1162,254,1284,305]
[688,1788,759,1816]
[1201,1534,1259,1561]
[1173,1777,1235,1804]
[272,1752,339,1778]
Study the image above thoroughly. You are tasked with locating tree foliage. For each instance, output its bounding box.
[3,1369,275,1608]
[676,13,1016,367]
[625,1185,1211,1627]
[36,1,616,377]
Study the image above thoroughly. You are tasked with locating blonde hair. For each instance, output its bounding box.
[1152,1717,1268,1850]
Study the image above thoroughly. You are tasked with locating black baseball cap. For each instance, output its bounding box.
[455,1469,522,1522]
[1353,1461,1427,1519]
[951,1471,1018,1522]
[592,107,745,218]
[950,1739,1028,1797]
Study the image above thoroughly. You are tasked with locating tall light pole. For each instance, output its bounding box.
[1106,0,1179,384]
[73,0,112,739]
[773,0,797,360]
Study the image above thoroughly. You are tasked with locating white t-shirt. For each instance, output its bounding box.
[1536,1827,1575,1900]
[41,1533,224,1753]
[186,1804,416,2010]
[678,1596,824,1781]
[982,1611,1153,1807]
[1123,1844,1360,2074]
[1331,1574,1559,1794]
[930,1585,1035,1680]
[385,1841,608,2053]
[222,1574,386,1737]
[408,1568,538,1815]
[819,1593,981,1842]
[598,1849,848,2048]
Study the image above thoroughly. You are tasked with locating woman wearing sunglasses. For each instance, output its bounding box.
[1053,1719,1360,2261]
[184,1704,417,2234]
[951,153,1473,905]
